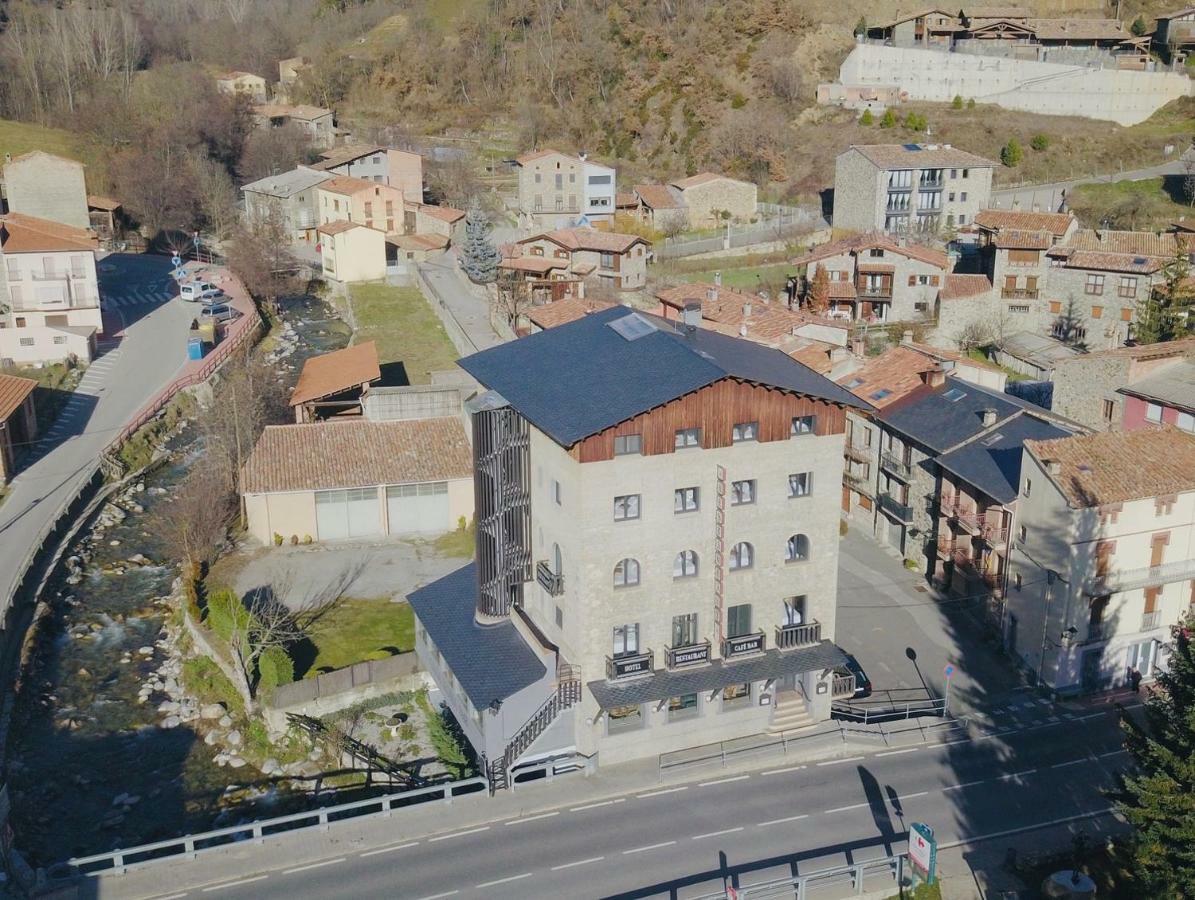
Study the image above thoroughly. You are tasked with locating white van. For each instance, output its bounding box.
[180,281,222,302]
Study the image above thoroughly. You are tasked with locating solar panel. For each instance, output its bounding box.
[871,388,893,400]
[904,143,923,151]
[608,312,657,341]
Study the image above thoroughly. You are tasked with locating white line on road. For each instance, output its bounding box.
[571,798,626,812]
[942,779,988,792]
[894,791,929,801]
[157,894,189,899]
[699,775,749,787]
[824,802,870,814]
[1051,759,1088,769]
[692,827,745,840]
[998,769,1037,781]
[761,765,807,776]
[359,842,419,858]
[1076,712,1104,722]
[623,841,677,855]
[937,808,1117,852]
[1099,749,1129,758]
[877,748,920,757]
[506,811,560,825]
[817,756,865,766]
[756,814,809,827]
[202,876,268,892]
[413,891,459,900]
[428,826,490,842]
[476,873,533,889]
[551,857,605,871]
[283,858,345,875]
[638,786,689,798]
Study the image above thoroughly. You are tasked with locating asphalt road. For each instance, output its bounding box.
[416,255,506,352]
[0,254,190,615]
[990,159,1185,214]
[116,706,1131,900]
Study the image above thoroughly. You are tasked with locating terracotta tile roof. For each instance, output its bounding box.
[289,341,381,407]
[788,341,835,374]
[974,209,1074,237]
[826,281,858,299]
[253,103,330,120]
[319,175,378,197]
[634,184,684,209]
[0,213,97,253]
[310,145,386,170]
[1059,229,1181,258]
[941,273,993,301]
[498,256,568,275]
[904,340,1002,372]
[0,372,37,421]
[1026,428,1195,508]
[526,227,649,254]
[992,229,1052,250]
[1028,18,1129,41]
[316,220,362,236]
[527,297,617,330]
[409,202,464,223]
[1064,336,1195,362]
[655,283,845,344]
[514,149,576,165]
[836,346,940,409]
[241,417,472,495]
[845,144,997,170]
[615,192,639,208]
[791,231,948,270]
[387,233,448,251]
[670,172,751,191]
[87,195,121,211]
[1064,250,1163,274]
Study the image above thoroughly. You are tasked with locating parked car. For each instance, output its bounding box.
[198,303,239,324]
[180,281,223,302]
[834,653,872,698]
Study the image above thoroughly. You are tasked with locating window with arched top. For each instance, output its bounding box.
[613,558,640,588]
[674,550,699,578]
[786,534,810,563]
[728,542,754,571]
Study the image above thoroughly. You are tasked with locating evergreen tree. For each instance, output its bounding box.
[808,263,830,313]
[1000,138,1023,167]
[879,108,897,129]
[1131,15,1147,37]
[460,197,500,284]
[1135,247,1194,344]
[1114,611,1195,897]
[859,108,874,126]
[951,95,963,110]
[853,16,867,36]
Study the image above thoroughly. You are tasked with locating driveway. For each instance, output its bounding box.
[416,253,506,353]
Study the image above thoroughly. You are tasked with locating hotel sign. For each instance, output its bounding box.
[609,652,653,679]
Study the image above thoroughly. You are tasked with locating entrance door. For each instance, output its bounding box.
[1081,647,1105,692]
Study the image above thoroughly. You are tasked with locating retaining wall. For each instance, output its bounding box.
[263,653,427,732]
[838,43,1192,125]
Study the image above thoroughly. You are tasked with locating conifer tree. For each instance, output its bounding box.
[460,197,500,284]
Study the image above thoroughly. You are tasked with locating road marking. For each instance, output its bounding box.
[817,756,865,766]
[937,808,1117,852]
[413,892,459,900]
[1099,749,1129,758]
[428,826,490,842]
[157,894,188,899]
[359,842,419,858]
[623,841,677,855]
[1076,712,1104,722]
[571,798,626,812]
[476,873,533,889]
[1051,758,1087,769]
[506,811,559,825]
[757,814,809,827]
[283,858,344,875]
[824,802,870,814]
[939,737,973,746]
[877,748,920,757]
[551,856,605,871]
[692,827,744,840]
[762,765,807,776]
[699,775,749,787]
[202,877,268,892]
[942,779,988,792]
[894,791,928,801]
[998,768,1037,781]
[638,786,689,798]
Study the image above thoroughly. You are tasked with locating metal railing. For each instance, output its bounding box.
[1142,610,1162,631]
[59,777,488,876]
[856,286,893,299]
[878,492,913,522]
[535,560,563,596]
[833,693,949,725]
[689,855,902,899]
[774,620,821,650]
[1002,288,1040,300]
[722,630,767,659]
[880,450,911,480]
[844,442,871,463]
[1086,558,1195,595]
[606,649,654,680]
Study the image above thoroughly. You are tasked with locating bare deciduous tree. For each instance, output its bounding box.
[155,464,235,571]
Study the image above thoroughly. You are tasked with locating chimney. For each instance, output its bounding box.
[706,286,718,303]
[901,329,914,346]
[714,271,723,287]
[682,301,702,330]
[742,302,752,318]
[981,408,997,427]
[1031,202,1040,213]
[739,324,748,337]
[921,368,946,388]
[851,337,866,357]
[1046,459,1061,475]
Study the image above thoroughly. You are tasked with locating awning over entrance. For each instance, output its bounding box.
[587,641,847,709]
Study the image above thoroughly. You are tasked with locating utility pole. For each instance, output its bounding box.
[1037,568,1057,688]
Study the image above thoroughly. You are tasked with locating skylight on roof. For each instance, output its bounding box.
[846,378,864,389]
[982,432,1003,446]
[943,388,967,402]
[871,388,893,400]
[904,143,922,151]
[1132,256,1147,265]
[608,313,656,341]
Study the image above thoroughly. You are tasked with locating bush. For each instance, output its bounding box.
[289,534,298,545]
[879,108,897,129]
[859,108,874,126]
[966,97,976,109]
[273,533,283,546]
[302,534,312,545]
[257,645,295,694]
[1000,138,1023,167]
[205,587,248,642]
[903,112,927,132]
[951,94,963,110]
[1030,133,1049,152]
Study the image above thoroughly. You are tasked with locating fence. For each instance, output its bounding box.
[832,693,950,725]
[689,854,903,899]
[657,206,828,260]
[58,776,488,877]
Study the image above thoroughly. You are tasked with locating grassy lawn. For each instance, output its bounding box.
[181,656,246,718]
[347,282,459,383]
[0,118,81,163]
[302,598,415,676]
[433,519,475,557]
[1067,176,1193,231]
[689,263,793,293]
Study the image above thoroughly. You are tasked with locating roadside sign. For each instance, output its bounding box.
[171,255,182,267]
[943,664,954,677]
[192,231,201,248]
[908,822,937,884]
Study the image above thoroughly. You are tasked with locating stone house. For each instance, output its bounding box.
[253,103,335,149]
[632,184,687,232]
[3,151,90,230]
[241,168,331,242]
[670,172,758,226]
[513,150,617,228]
[1117,356,1195,433]
[309,145,424,201]
[833,143,996,235]
[791,232,949,323]
[513,228,650,292]
[402,201,465,244]
[1154,7,1195,62]
[215,70,267,102]
[316,221,385,284]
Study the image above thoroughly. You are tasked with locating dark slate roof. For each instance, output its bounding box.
[879,376,1027,454]
[935,412,1072,505]
[587,641,848,709]
[458,306,869,447]
[407,563,546,709]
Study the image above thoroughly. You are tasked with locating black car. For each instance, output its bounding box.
[835,653,872,698]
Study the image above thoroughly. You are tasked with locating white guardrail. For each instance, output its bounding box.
[59,777,488,877]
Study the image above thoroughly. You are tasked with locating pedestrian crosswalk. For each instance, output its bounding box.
[99,279,176,309]
[29,347,124,455]
[75,346,123,396]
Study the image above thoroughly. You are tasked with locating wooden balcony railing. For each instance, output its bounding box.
[1001,288,1039,300]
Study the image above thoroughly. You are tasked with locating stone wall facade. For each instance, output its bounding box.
[680,178,758,227]
[4,153,89,230]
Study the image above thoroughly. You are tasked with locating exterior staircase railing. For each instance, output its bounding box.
[487,660,582,791]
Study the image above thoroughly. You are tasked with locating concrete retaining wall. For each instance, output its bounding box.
[838,44,1192,125]
[263,653,427,732]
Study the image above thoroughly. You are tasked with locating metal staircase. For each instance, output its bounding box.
[487,661,582,791]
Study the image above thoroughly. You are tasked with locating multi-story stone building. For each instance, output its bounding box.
[832,143,996,235]
[309,145,424,200]
[791,232,949,323]
[509,228,650,292]
[513,150,617,229]
[3,151,90,230]
[241,168,332,242]
[1007,428,1195,693]
[409,307,866,785]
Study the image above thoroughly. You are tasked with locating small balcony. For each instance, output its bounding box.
[721,631,766,660]
[880,451,912,481]
[665,641,711,670]
[1001,288,1039,300]
[535,561,563,597]
[1085,558,1195,596]
[857,285,893,300]
[1141,610,1162,632]
[978,524,1010,547]
[844,442,871,463]
[606,650,654,680]
[952,508,983,534]
[775,620,822,650]
[843,470,873,496]
[879,492,914,523]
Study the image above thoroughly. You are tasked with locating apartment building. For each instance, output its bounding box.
[317,176,404,233]
[0,213,101,365]
[409,306,867,786]
[309,145,424,200]
[241,168,332,242]
[791,232,949,323]
[1007,428,1195,693]
[514,150,617,228]
[833,144,996,235]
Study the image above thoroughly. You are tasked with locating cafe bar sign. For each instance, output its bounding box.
[723,631,766,658]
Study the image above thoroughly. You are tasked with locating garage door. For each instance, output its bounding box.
[387,482,450,535]
[315,487,381,541]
